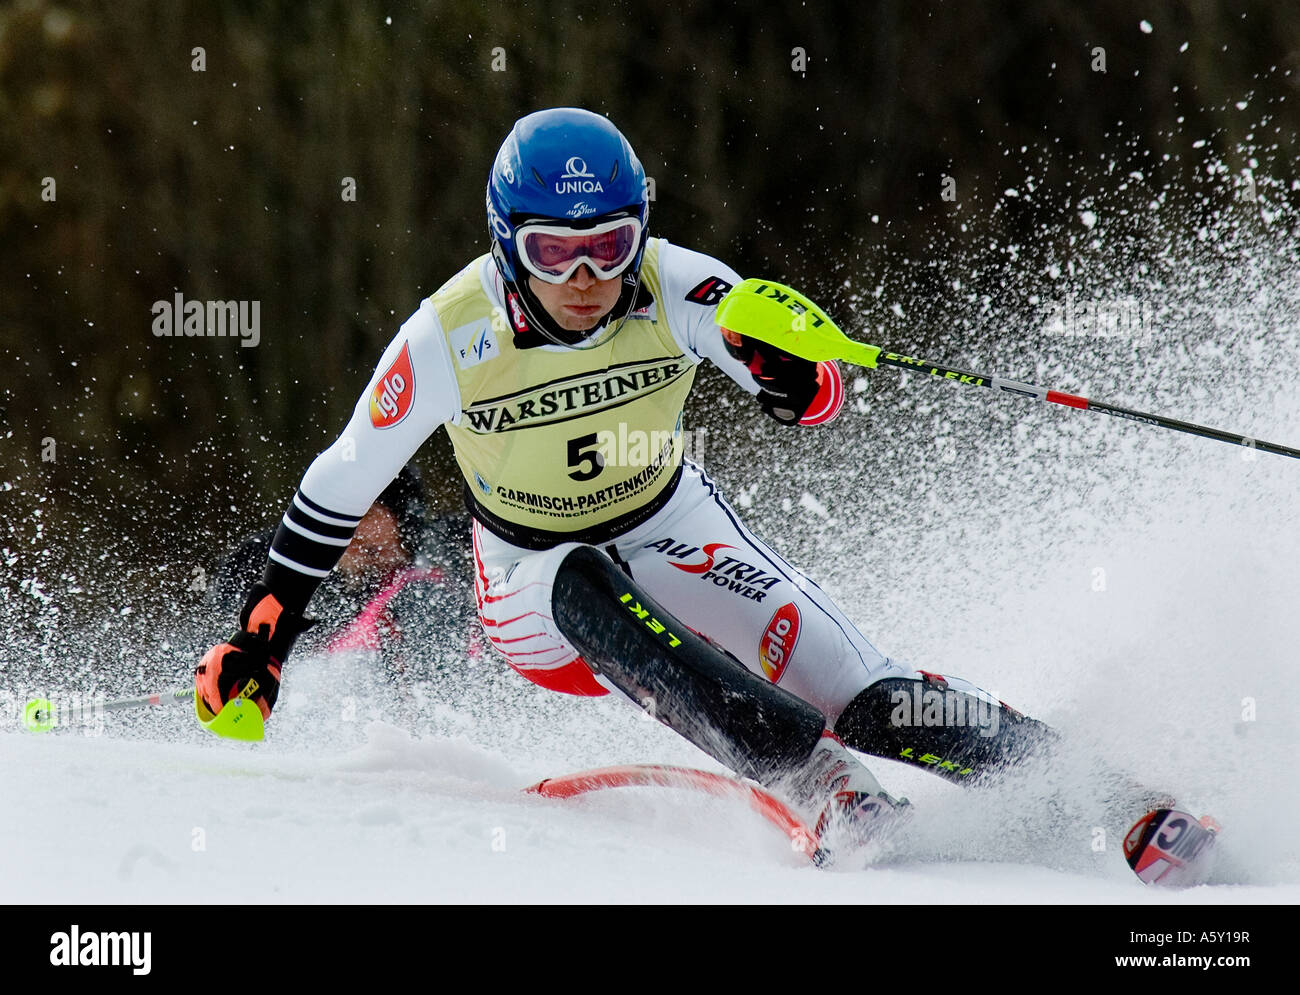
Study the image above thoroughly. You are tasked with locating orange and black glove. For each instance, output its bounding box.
[195,582,312,722]
[721,328,844,425]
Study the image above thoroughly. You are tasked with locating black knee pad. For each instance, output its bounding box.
[552,545,825,782]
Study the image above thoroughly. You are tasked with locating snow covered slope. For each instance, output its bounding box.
[5,177,1299,906]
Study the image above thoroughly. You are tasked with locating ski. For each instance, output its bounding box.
[532,765,1226,883]
[527,764,822,861]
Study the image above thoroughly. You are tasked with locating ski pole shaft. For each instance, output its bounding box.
[873,351,1300,460]
[717,278,1300,461]
[23,686,193,732]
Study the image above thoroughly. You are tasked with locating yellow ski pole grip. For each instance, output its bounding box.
[716,278,881,368]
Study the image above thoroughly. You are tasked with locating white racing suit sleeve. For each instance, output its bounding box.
[264,298,459,610]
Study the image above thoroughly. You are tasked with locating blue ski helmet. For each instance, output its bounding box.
[487,108,650,348]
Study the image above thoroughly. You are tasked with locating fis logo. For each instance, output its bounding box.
[450,320,499,370]
[759,602,800,682]
[369,342,416,428]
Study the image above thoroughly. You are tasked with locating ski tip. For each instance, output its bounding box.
[195,693,265,742]
[22,698,55,733]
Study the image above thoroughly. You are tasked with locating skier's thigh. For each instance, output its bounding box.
[624,480,898,719]
[471,524,610,696]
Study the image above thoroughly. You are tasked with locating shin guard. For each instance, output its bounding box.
[834,675,1057,785]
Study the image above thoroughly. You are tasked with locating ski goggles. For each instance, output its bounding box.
[515,216,643,284]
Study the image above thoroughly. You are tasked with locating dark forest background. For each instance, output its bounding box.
[1,0,1297,592]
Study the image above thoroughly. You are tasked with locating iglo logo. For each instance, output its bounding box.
[369,342,416,428]
[759,602,801,682]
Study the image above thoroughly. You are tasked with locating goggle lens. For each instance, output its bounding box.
[517,217,642,284]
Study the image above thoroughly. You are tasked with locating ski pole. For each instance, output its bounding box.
[22,686,193,732]
[717,278,1300,461]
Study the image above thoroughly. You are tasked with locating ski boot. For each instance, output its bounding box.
[786,731,910,868]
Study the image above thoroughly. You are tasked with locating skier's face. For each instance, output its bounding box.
[528,264,622,331]
[337,503,408,580]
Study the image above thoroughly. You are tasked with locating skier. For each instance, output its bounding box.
[196,107,1064,864]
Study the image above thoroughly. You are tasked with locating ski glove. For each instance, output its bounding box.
[195,582,312,722]
[721,329,843,425]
